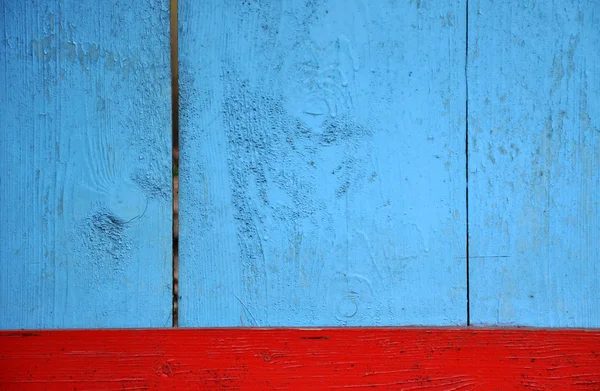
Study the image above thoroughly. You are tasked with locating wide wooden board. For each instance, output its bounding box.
[1,328,599,390]
[178,0,467,326]
[467,0,600,326]
[0,0,172,328]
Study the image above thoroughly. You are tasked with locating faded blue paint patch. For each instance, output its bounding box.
[0,0,172,329]
[179,0,467,326]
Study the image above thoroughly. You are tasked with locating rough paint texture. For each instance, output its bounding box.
[468,1,600,326]
[179,0,467,326]
[1,328,599,390]
[0,1,172,328]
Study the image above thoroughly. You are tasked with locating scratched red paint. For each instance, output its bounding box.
[1,328,599,390]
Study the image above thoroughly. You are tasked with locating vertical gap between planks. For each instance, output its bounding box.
[170,0,179,327]
[465,0,470,326]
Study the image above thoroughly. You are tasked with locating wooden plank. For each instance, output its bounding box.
[0,0,172,328]
[1,328,599,390]
[179,0,467,326]
[467,1,600,326]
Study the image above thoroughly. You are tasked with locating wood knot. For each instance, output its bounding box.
[160,363,172,377]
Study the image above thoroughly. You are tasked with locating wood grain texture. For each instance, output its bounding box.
[467,1,600,326]
[179,0,467,326]
[1,328,599,390]
[0,0,172,328]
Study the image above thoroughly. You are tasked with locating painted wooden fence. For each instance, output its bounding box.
[1,0,599,388]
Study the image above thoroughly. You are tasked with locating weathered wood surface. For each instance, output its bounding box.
[468,1,600,326]
[179,0,467,326]
[1,328,599,390]
[0,0,172,328]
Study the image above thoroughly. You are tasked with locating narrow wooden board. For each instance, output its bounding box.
[467,1,600,326]
[1,328,599,390]
[0,1,172,328]
[179,0,467,326]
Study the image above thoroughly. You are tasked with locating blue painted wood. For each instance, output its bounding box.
[0,0,172,328]
[468,0,600,326]
[179,0,467,326]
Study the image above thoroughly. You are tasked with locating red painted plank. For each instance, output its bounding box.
[1,328,599,390]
